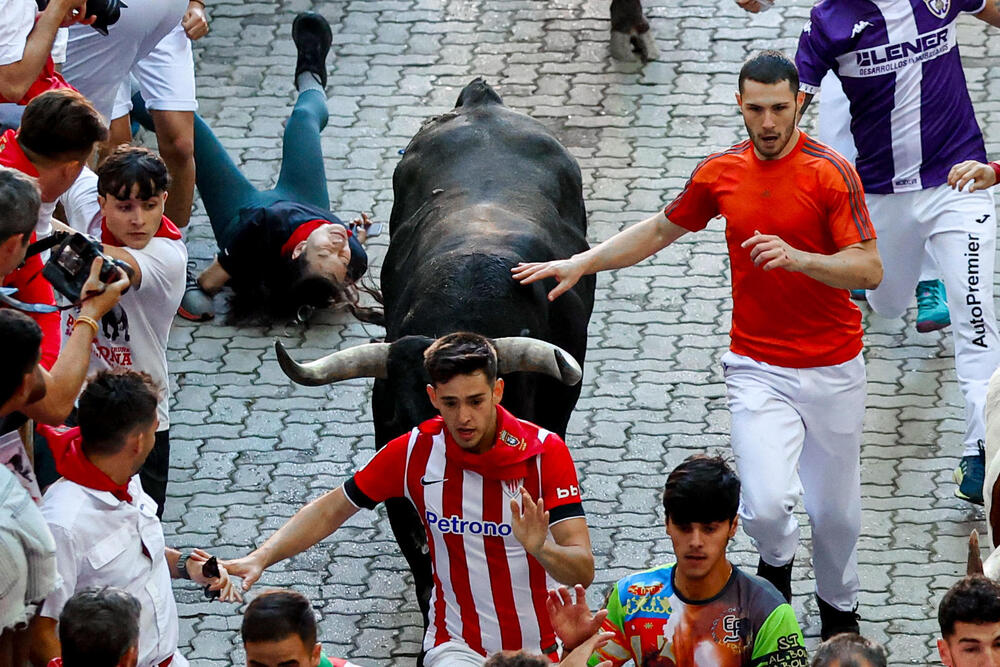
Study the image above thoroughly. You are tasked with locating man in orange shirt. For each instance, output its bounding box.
[514,50,882,640]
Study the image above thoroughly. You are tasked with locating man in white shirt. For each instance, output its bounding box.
[28,370,240,667]
[61,145,186,514]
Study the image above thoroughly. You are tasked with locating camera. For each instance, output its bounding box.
[42,232,133,302]
[35,0,127,36]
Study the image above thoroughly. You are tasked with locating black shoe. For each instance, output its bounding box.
[757,557,793,603]
[292,12,332,89]
[817,595,860,640]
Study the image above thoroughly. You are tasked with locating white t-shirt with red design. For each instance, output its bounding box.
[343,406,585,659]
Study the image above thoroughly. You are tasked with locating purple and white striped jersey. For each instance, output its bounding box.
[796,0,987,194]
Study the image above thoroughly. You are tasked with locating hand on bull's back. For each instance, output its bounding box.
[511,256,586,301]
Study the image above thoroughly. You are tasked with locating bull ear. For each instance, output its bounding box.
[970,529,985,576]
[493,337,583,386]
[274,340,390,385]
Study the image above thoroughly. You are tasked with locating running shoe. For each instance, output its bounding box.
[916,279,950,333]
[178,262,214,322]
[954,442,986,505]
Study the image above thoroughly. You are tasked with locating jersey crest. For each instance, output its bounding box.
[924,0,950,18]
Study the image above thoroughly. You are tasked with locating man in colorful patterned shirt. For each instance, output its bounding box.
[547,456,806,666]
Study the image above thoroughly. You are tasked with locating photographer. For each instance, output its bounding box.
[27,370,240,667]
[55,145,185,515]
[0,0,92,105]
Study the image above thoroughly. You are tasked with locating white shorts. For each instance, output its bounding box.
[424,641,486,666]
[62,0,187,123]
[112,21,197,120]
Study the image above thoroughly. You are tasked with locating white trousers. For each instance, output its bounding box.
[723,350,865,611]
[424,641,486,666]
[62,0,187,122]
[866,185,1000,456]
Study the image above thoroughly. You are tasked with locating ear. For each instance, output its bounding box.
[118,643,139,667]
[311,642,323,667]
[728,516,739,539]
[0,370,33,415]
[97,194,108,212]
[291,240,307,260]
[937,638,952,666]
[493,377,504,403]
[735,92,743,108]
[426,384,439,411]
[160,190,168,205]
[796,90,805,106]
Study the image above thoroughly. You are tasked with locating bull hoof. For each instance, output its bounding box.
[635,29,659,62]
[610,30,639,61]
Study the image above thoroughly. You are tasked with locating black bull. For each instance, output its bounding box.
[278,78,596,623]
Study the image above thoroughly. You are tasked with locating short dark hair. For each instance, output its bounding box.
[811,633,887,667]
[939,575,1000,638]
[423,332,498,386]
[484,652,550,667]
[97,145,171,200]
[0,310,42,407]
[18,89,108,163]
[77,370,159,456]
[59,586,141,667]
[738,50,799,94]
[663,454,740,525]
[0,166,40,244]
[242,590,318,648]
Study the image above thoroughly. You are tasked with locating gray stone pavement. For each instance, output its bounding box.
[159,1,1000,664]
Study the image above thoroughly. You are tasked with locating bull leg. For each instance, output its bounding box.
[385,497,433,624]
[609,0,658,62]
[610,31,638,61]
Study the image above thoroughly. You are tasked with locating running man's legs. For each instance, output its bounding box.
[724,352,806,569]
[924,186,1000,457]
[798,353,865,611]
[270,89,331,210]
[865,191,926,319]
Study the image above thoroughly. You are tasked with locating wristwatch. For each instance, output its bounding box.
[175,552,192,580]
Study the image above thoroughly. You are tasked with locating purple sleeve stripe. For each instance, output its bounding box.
[801,141,875,241]
[664,141,752,219]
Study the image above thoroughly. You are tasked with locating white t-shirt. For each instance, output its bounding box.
[0,0,35,67]
[40,475,188,667]
[58,166,102,236]
[63,235,186,430]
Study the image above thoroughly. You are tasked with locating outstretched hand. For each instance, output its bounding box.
[510,487,549,556]
[547,584,608,652]
[222,552,266,592]
[948,160,997,193]
[740,229,804,273]
[560,631,615,667]
[511,257,585,301]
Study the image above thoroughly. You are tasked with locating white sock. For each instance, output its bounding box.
[296,71,323,92]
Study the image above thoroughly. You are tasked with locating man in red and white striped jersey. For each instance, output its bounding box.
[227,332,594,665]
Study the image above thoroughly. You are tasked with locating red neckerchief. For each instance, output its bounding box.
[36,424,132,502]
[100,214,182,246]
[0,129,39,176]
[419,405,545,481]
[279,219,351,258]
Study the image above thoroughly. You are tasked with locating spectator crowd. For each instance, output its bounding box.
[3,0,1000,666]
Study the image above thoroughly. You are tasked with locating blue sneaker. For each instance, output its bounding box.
[954,442,986,505]
[916,279,950,333]
[849,289,867,301]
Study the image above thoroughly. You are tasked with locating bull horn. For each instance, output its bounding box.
[274,340,390,386]
[970,529,985,576]
[493,337,582,386]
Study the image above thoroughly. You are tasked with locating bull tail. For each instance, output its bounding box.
[970,529,985,575]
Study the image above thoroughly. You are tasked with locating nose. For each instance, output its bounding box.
[762,110,777,130]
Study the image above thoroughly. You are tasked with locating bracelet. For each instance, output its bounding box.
[989,161,1000,184]
[176,553,192,580]
[73,316,99,336]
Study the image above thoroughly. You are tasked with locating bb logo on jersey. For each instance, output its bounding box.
[425,510,512,536]
[556,485,579,499]
[924,0,949,19]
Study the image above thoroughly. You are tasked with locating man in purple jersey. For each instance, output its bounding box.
[796,0,1000,505]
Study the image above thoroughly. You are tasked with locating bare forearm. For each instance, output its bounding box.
[254,487,358,569]
[533,542,594,587]
[577,210,687,275]
[976,0,1000,28]
[22,321,97,424]
[798,245,882,290]
[0,10,64,101]
[28,616,60,667]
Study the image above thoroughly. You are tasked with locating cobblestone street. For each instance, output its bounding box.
[162,1,1000,664]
